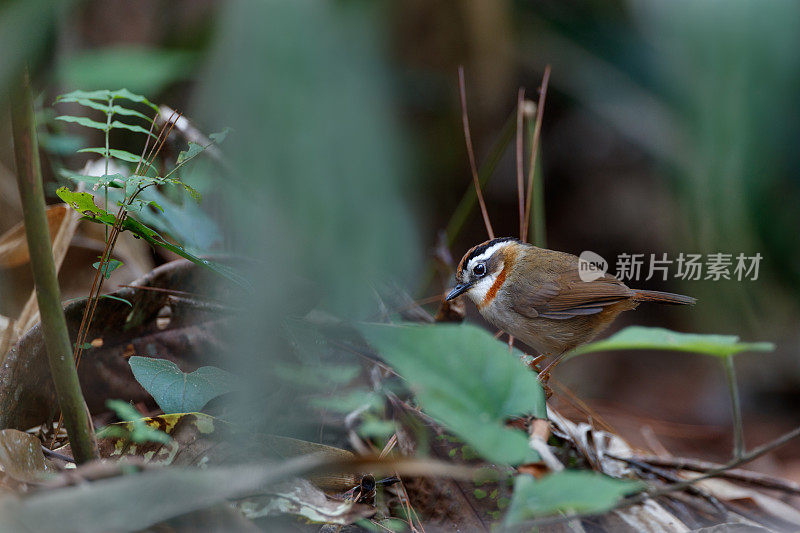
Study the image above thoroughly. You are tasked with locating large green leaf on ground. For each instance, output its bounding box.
[359,322,545,465]
[505,472,644,524]
[570,326,775,359]
[128,356,237,414]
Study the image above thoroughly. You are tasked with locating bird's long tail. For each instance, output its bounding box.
[632,289,696,305]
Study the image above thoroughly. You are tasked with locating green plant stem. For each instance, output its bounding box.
[724,356,744,458]
[10,68,98,464]
[525,120,546,248]
[103,95,113,242]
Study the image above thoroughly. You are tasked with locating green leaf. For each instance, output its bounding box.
[56,186,247,288]
[55,115,108,131]
[59,170,125,188]
[100,400,172,444]
[92,259,123,279]
[58,47,196,98]
[128,356,238,414]
[109,120,157,137]
[78,147,142,163]
[570,326,775,359]
[110,88,159,112]
[176,141,205,165]
[99,294,133,307]
[359,323,546,465]
[55,186,116,223]
[505,472,644,524]
[57,97,154,122]
[55,89,160,113]
[209,127,231,144]
[56,89,112,102]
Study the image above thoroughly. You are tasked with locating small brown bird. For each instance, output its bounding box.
[446,237,695,375]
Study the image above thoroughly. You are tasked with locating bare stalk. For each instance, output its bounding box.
[522,65,551,245]
[515,88,525,239]
[724,356,745,458]
[10,68,98,463]
[444,109,516,246]
[457,66,494,240]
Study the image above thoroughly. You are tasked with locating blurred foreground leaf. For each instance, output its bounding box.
[505,472,644,524]
[0,457,326,533]
[58,46,197,95]
[102,400,171,445]
[570,326,775,359]
[359,323,545,465]
[128,356,237,414]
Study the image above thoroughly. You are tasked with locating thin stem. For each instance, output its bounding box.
[522,65,551,244]
[11,68,98,463]
[444,108,516,246]
[724,356,745,458]
[103,95,113,242]
[457,66,494,240]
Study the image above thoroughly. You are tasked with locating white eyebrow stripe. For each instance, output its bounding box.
[468,241,513,267]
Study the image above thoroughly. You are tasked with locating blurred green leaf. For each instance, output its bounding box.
[359,323,545,465]
[57,98,153,121]
[56,89,112,101]
[357,419,396,438]
[209,127,231,144]
[570,326,775,359]
[0,458,323,532]
[56,114,154,136]
[78,147,144,163]
[58,47,197,96]
[92,259,123,279]
[176,142,205,165]
[54,115,107,130]
[505,472,643,523]
[128,356,237,414]
[309,389,383,414]
[101,400,171,444]
[59,170,125,188]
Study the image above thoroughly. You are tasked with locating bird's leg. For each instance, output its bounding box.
[536,351,568,384]
[508,335,515,353]
[528,353,548,371]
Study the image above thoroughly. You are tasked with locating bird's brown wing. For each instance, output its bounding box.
[509,268,634,320]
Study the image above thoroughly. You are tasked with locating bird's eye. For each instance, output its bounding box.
[473,263,486,277]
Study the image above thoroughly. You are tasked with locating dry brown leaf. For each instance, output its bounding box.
[696,478,800,526]
[16,204,81,336]
[0,429,55,490]
[0,205,67,269]
[612,499,689,532]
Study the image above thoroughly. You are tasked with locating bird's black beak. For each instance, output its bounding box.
[445,282,472,301]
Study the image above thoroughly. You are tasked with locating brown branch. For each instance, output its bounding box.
[522,65,551,244]
[611,453,800,495]
[457,66,494,240]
